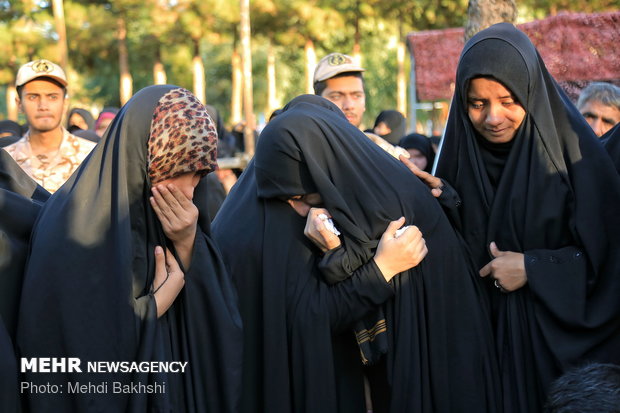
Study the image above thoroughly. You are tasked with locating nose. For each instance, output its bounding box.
[38,97,50,110]
[485,103,503,127]
[590,118,604,137]
[341,95,355,110]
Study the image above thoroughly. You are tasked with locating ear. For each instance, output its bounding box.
[16,94,23,114]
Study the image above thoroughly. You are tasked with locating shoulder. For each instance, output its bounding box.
[67,132,97,149]
[3,136,28,156]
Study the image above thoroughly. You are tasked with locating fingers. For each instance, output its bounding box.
[155,245,165,270]
[153,245,168,288]
[489,241,506,258]
[479,261,492,277]
[165,184,192,208]
[383,217,406,240]
[399,154,443,190]
[164,248,181,272]
[399,155,424,177]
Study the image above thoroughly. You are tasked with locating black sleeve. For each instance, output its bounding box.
[318,246,352,285]
[436,179,463,230]
[325,258,394,333]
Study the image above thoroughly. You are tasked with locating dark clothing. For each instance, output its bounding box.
[17,85,242,413]
[0,121,24,148]
[217,94,500,412]
[435,23,620,413]
[602,123,620,174]
[73,128,101,143]
[213,160,390,413]
[0,149,50,413]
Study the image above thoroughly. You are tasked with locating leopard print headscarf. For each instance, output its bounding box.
[147,88,217,184]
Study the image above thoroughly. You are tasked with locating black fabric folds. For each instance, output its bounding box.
[435,23,620,413]
[602,123,620,174]
[0,149,50,413]
[16,85,242,413]
[215,94,500,412]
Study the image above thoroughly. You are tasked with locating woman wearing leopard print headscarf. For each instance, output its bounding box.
[18,85,242,413]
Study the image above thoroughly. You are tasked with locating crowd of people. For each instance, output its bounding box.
[1,22,620,413]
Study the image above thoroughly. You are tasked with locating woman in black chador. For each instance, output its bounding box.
[0,149,49,413]
[17,85,242,413]
[404,23,620,412]
[213,94,500,413]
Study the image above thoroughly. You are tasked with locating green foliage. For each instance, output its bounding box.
[2,0,616,128]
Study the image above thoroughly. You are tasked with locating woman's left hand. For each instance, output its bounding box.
[152,246,185,318]
[479,242,527,292]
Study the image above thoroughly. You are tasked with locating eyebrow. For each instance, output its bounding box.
[467,94,514,100]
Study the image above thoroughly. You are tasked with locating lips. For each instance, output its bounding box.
[486,128,507,136]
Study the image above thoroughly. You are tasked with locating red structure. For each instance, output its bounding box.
[407,11,620,103]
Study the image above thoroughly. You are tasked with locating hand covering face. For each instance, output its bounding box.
[17,85,242,413]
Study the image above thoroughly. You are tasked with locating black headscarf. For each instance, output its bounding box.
[398,133,436,172]
[67,107,96,132]
[17,85,242,413]
[218,94,499,412]
[373,110,406,145]
[0,121,23,148]
[0,149,49,413]
[435,23,620,412]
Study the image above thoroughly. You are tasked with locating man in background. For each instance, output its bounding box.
[313,52,366,129]
[4,59,96,193]
[577,82,620,137]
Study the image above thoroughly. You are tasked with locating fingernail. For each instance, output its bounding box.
[155,246,163,254]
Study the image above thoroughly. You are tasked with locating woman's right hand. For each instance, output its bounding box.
[152,246,185,318]
[399,155,443,198]
[373,217,428,282]
[304,207,342,253]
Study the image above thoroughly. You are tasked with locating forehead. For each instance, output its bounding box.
[580,100,620,117]
[21,79,64,95]
[323,76,364,94]
[467,77,513,97]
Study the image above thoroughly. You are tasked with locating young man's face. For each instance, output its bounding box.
[579,100,620,137]
[17,79,66,134]
[320,76,366,128]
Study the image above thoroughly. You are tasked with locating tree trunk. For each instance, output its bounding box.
[117,17,133,105]
[397,36,407,119]
[230,48,243,125]
[192,39,206,103]
[352,0,362,65]
[240,0,255,155]
[153,48,167,85]
[266,41,278,118]
[52,0,69,69]
[465,0,517,41]
[7,85,18,122]
[304,39,316,95]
